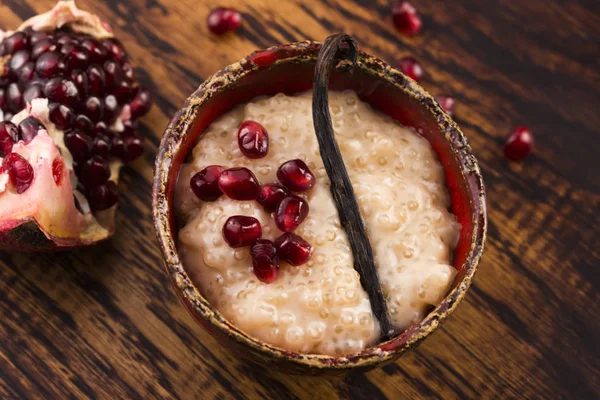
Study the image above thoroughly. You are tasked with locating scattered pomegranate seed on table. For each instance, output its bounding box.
[277,159,315,192]
[275,233,313,266]
[392,0,422,35]
[250,239,279,283]
[190,165,225,202]
[238,120,269,159]
[207,7,242,35]
[435,95,455,116]
[222,215,262,248]
[218,167,260,200]
[504,126,534,161]
[256,183,289,213]
[275,195,309,233]
[397,57,424,82]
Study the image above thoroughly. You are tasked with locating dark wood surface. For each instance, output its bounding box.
[0,0,598,399]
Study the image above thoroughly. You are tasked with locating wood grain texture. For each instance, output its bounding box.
[0,0,598,398]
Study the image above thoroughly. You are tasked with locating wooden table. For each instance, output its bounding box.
[0,0,598,398]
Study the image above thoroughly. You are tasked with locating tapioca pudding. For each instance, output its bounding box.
[174,90,460,356]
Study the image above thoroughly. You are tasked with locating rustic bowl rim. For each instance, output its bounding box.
[152,40,487,372]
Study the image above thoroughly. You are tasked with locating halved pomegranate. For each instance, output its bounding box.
[0,1,152,251]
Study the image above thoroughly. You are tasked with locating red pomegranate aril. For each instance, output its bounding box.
[16,62,35,84]
[122,136,143,162]
[190,165,225,202]
[0,88,6,110]
[91,136,111,158]
[81,39,107,64]
[102,38,127,63]
[129,87,152,119]
[70,69,89,98]
[35,51,64,78]
[392,1,422,35]
[48,103,75,130]
[110,136,126,159]
[2,32,29,55]
[397,57,424,82]
[257,183,289,213]
[122,63,134,80]
[103,95,119,123]
[0,121,19,157]
[74,114,94,134]
[85,97,104,122]
[238,120,269,159]
[113,80,133,103]
[9,51,30,76]
[222,215,262,248]
[80,155,110,188]
[103,61,123,90]
[250,239,279,284]
[121,119,137,137]
[44,77,80,107]
[31,39,57,59]
[436,95,455,116]
[52,158,63,185]
[87,65,106,96]
[87,180,118,211]
[275,195,309,232]
[23,83,43,104]
[94,121,108,136]
[218,167,260,200]
[277,159,315,192]
[504,126,534,161]
[274,232,313,266]
[207,8,242,35]
[18,117,45,143]
[63,130,92,161]
[56,33,74,46]
[2,153,34,193]
[6,83,23,111]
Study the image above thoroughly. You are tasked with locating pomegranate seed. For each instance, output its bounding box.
[256,183,289,212]
[122,63,134,80]
[52,158,63,185]
[2,32,29,55]
[48,103,75,130]
[30,31,52,45]
[274,233,313,266]
[94,122,108,136]
[18,117,45,143]
[87,65,106,96]
[238,120,269,159]
[64,45,89,71]
[63,130,93,161]
[129,87,152,119]
[35,52,64,78]
[0,121,19,157]
[81,39,107,64]
[436,95,455,116]
[0,88,6,110]
[504,126,534,161]
[207,8,242,35]
[103,95,119,123]
[277,159,315,192]
[80,155,110,188]
[122,136,144,162]
[275,195,309,232]
[87,181,118,210]
[85,97,104,122]
[392,1,422,35]
[222,215,262,248]
[15,62,35,84]
[23,83,43,104]
[102,38,127,63]
[110,136,126,159]
[91,135,111,158]
[6,83,23,112]
[70,69,89,98]
[397,57,424,82]
[2,152,34,193]
[74,114,94,134]
[190,165,225,202]
[43,77,80,107]
[218,167,260,200]
[9,51,30,77]
[114,80,134,103]
[31,38,57,59]
[250,239,279,284]
[103,61,123,90]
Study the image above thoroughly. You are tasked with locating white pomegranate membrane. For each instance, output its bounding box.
[175,90,460,355]
[0,1,151,247]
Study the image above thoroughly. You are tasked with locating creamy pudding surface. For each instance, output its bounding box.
[175,90,460,356]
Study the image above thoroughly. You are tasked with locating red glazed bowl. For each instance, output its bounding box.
[153,40,487,375]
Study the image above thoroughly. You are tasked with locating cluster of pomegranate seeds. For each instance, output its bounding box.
[0,27,152,211]
[392,1,422,35]
[397,57,424,82]
[504,126,534,161]
[189,120,317,283]
[207,8,242,35]
[435,95,455,116]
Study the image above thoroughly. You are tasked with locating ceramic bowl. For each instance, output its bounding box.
[153,40,487,375]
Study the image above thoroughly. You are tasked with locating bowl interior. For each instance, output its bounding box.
[157,43,485,372]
